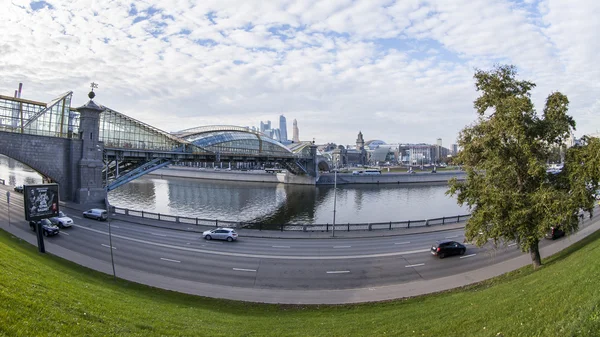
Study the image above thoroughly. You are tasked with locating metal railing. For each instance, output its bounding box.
[112,206,471,232]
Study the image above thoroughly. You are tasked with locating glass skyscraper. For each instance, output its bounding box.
[279,115,288,142]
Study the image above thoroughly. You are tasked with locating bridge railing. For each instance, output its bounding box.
[112,206,471,232]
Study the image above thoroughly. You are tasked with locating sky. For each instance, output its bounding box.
[1,0,599,147]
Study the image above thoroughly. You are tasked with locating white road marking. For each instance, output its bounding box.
[405,263,425,268]
[160,258,180,263]
[151,233,167,237]
[61,232,70,236]
[233,268,256,272]
[187,228,195,230]
[186,243,191,245]
[101,244,116,249]
[72,215,82,219]
[445,235,459,239]
[394,241,410,245]
[109,225,120,228]
[73,224,431,260]
[333,246,351,248]
[508,243,517,247]
[272,245,291,248]
[460,254,477,259]
[326,270,350,274]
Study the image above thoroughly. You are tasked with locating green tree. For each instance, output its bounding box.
[448,65,600,268]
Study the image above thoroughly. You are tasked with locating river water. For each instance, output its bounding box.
[0,155,468,225]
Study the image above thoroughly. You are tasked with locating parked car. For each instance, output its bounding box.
[203,228,238,242]
[545,226,566,240]
[29,219,60,237]
[82,208,108,221]
[49,211,74,228]
[431,240,466,259]
[13,185,24,193]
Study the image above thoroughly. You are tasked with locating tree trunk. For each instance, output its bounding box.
[529,240,542,269]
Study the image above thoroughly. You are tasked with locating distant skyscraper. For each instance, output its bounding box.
[436,138,442,147]
[452,144,458,156]
[260,121,271,133]
[279,115,288,142]
[293,119,299,142]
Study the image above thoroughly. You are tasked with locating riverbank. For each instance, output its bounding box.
[148,167,466,186]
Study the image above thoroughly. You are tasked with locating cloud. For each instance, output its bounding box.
[0,0,598,146]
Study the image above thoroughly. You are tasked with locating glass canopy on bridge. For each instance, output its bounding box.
[98,107,207,153]
[0,92,79,138]
[174,125,294,157]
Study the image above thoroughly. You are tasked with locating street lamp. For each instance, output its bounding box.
[104,153,116,280]
[332,160,338,237]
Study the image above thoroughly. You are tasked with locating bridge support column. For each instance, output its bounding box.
[306,144,319,181]
[74,91,106,205]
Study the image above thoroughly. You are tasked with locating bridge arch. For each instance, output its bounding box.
[174,125,293,157]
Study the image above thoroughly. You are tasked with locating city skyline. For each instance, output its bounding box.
[1,1,598,146]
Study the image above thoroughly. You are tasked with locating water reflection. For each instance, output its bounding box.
[0,155,468,224]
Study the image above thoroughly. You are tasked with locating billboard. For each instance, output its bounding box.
[24,184,60,221]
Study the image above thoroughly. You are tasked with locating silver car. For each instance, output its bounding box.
[49,211,74,228]
[202,228,238,242]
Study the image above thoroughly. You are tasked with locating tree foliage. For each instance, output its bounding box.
[448,65,600,268]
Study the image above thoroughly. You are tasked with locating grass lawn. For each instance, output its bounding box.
[1,229,599,337]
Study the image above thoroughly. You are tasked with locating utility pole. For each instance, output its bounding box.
[332,161,338,237]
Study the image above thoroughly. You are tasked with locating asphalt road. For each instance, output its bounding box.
[1,188,565,291]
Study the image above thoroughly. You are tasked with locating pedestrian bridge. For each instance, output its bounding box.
[0,90,317,204]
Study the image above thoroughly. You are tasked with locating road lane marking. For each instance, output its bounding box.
[233,268,256,272]
[394,241,410,245]
[160,258,180,263]
[101,244,116,249]
[152,233,167,237]
[72,215,82,219]
[508,243,517,247]
[326,270,350,274]
[333,246,351,248]
[405,263,425,268]
[272,245,290,248]
[460,254,477,259]
[61,232,70,236]
[109,225,120,228]
[445,235,459,239]
[73,224,431,260]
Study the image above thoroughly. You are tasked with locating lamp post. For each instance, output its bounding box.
[332,160,338,237]
[104,153,116,280]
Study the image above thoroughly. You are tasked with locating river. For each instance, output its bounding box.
[0,155,468,225]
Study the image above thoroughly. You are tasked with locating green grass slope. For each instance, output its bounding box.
[1,229,599,337]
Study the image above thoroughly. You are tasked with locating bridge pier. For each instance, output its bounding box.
[74,93,106,205]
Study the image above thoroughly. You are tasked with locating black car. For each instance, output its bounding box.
[29,219,60,237]
[431,240,466,259]
[545,226,565,240]
[13,185,24,193]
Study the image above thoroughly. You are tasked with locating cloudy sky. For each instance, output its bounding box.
[1,0,599,147]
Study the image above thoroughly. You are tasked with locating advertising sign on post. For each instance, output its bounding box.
[23,184,60,222]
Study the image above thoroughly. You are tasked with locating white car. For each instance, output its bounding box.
[49,211,74,228]
[202,228,238,241]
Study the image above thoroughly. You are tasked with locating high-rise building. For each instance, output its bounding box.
[451,144,458,156]
[260,121,271,133]
[279,115,288,142]
[293,119,299,142]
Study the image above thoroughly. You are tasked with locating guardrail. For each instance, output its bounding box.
[112,206,471,232]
